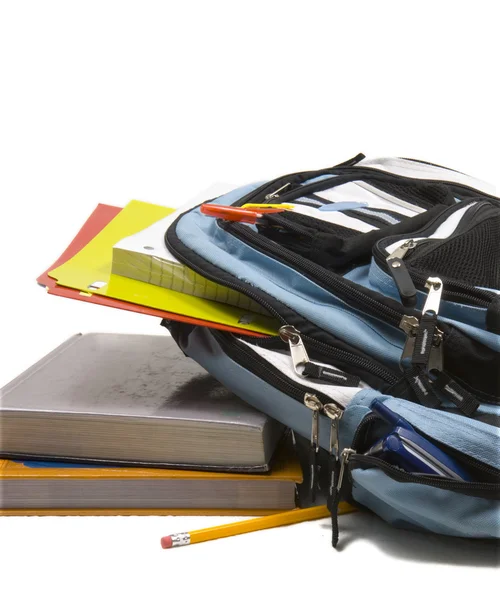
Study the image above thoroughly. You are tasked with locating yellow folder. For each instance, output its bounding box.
[48,200,279,336]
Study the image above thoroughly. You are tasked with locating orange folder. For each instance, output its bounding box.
[37,204,266,337]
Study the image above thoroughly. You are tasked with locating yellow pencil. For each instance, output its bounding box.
[160,503,355,548]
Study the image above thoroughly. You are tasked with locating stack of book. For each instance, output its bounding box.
[0,190,304,516]
[0,333,302,516]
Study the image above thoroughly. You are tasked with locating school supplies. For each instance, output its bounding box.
[160,503,355,548]
[37,203,267,336]
[0,437,301,514]
[161,154,500,546]
[47,199,278,335]
[112,203,269,315]
[0,333,284,470]
[365,400,472,480]
[200,203,287,223]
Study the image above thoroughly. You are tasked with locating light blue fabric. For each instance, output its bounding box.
[178,324,335,450]
[301,174,337,186]
[353,207,401,224]
[170,175,500,541]
[318,202,368,212]
[339,390,500,538]
[352,469,500,538]
[175,188,407,369]
[348,260,500,351]
[177,327,500,540]
[340,391,500,468]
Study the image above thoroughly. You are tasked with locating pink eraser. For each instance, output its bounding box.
[161,536,173,549]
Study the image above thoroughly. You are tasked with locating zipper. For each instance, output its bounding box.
[350,413,500,482]
[278,325,374,386]
[303,393,344,503]
[374,202,497,307]
[328,411,500,547]
[347,454,500,496]
[255,326,399,386]
[212,330,352,501]
[229,154,367,210]
[222,222,480,413]
[224,220,410,328]
[304,393,323,501]
[386,240,419,308]
[265,182,292,201]
[233,166,500,211]
[212,330,343,409]
[400,277,444,374]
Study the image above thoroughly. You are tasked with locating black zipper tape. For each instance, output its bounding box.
[375,201,498,307]
[225,220,409,327]
[348,454,500,499]
[212,330,341,409]
[254,334,398,387]
[164,178,498,405]
[233,165,500,211]
[352,413,500,477]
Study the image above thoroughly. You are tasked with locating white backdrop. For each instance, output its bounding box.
[0,2,498,598]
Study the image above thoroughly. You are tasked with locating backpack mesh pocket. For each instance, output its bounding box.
[410,215,500,289]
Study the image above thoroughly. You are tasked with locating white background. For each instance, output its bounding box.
[0,1,499,598]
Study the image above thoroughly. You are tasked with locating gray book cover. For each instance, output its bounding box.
[0,333,284,471]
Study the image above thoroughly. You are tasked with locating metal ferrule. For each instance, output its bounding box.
[170,533,191,547]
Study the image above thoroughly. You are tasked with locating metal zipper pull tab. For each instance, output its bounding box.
[413,277,443,369]
[386,239,418,262]
[279,325,361,386]
[323,404,342,460]
[422,276,443,316]
[323,404,343,512]
[265,182,291,201]
[337,448,355,493]
[279,325,310,376]
[386,240,418,308]
[399,315,419,370]
[330,447,355,548]
[304,393,323,502]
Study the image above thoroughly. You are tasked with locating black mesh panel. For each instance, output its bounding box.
[410,216,500,288]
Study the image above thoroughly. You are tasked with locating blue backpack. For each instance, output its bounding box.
[163,155,500,545]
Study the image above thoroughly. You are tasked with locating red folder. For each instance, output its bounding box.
[37,204,265,337]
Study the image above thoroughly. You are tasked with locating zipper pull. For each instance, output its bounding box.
[265,182,291,201]
[399,277,445,408]
[331,448,355,548]
[422,276,443,316]
[337,448,355,493]
[279,325,361,386]
[386,240,418,308]
[303,393,323,502]
[302,363,361,387]
[279,325,310,377]
[323,404,343,513]
[386,239,418,261]
[387,258,417,308]
[399,315,419,370]
[412,277,443,371]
